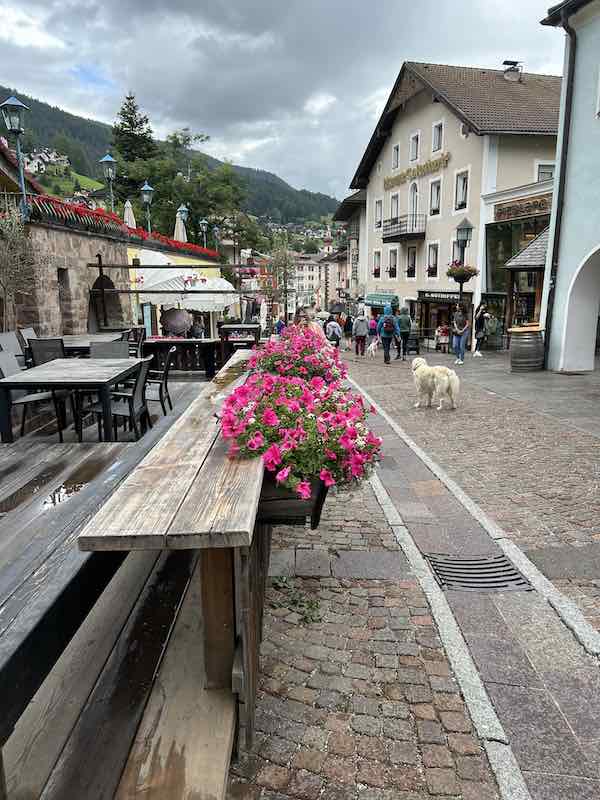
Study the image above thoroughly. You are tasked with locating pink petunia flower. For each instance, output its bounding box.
[275,466,291,483]
[296,480,312,500]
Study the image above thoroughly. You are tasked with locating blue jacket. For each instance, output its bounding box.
[377,305,400,338]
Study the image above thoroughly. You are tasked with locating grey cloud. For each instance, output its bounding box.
[1,1,564,197]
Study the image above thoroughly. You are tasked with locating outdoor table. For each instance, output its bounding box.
[0,357,145,443]
[219,323,261,364]
[78,350,269,758]
[143,336,220,378]
[61,332,122,356]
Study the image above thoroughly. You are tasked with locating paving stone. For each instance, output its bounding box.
[295,550,331,577]
[421,744,453,768]
[327,732,356,756]
[461,632,543,688]
[286,769,324,799]
[356,760,387,788]
[460,781,500,800]
[456,755,488,781]
[416,720,446,745]
[439,711,471,733]
[447,734,481,755]
[382,718,412,741]
[388,740,419,766]
[523,771,600,800]
[331,551,410,579]
[425,767,460,796]
[351,714,381,737]
[322,755,357,784]
[269,548,296,577]
[259,736,297,766]
[256,764,290,791]
[291,749,326,773]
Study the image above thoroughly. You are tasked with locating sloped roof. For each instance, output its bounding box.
[333,190,366,221]
[0,141,44,194]
[350,61,562,189]
[542,0,595,24]
[505,227,549,270]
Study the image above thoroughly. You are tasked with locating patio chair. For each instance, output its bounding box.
[29,337,66,366]
[82,357,153,441]
[0,331,26,368]
[89,341,130,359]
[120,329,132,341]
[145,345,176,416]
[0,352,72,442]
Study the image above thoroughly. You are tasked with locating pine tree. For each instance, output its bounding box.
[112,93,157,162]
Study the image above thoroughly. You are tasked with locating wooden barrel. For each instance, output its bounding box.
[509,327,544,372]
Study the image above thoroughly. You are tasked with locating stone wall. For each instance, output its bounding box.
[22,224,135,335]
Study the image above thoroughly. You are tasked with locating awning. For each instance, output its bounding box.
[139,275,239,312]
[505,227,549,272]
[364,292,399,307]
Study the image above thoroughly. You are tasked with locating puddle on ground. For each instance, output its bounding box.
[42,454,116,509]
[0,460,69,513]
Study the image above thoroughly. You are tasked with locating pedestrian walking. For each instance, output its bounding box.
[274,314,286,336]
[377,304,401,365]
[473,303,487,357]
[397,306,412,361]
[325,316,343,348]
[343,314,354,351]
[452,304,470,365]
[352,311,369,357]
[368,315,378,342]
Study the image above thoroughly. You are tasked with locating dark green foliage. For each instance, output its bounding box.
[303,239,320,254]
[51,132,92,175]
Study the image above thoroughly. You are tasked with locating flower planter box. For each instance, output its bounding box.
[257,474,329,529]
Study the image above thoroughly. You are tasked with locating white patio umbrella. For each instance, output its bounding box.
[259,299,268,332]
[123,199,136,228]
[173,211,187,242]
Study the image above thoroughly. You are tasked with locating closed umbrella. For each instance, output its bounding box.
[259,299,268,332]
[174,211,187,242]
[123,199,136,228]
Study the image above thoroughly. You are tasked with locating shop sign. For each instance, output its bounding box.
[418,290,473,303]
[494,193,552,222]
[365,292,399,307]
[384,152,451,191]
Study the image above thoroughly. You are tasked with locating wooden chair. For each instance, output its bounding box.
[82,358,153,441]
[0,352,71,442]
[29,337,66,366]
[145,345,176,416]
[89,341,130,359]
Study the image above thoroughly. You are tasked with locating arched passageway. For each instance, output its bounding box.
[559,245,600,372]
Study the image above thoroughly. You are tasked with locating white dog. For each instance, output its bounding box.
[411,357,460,411]
[366,339,379,359]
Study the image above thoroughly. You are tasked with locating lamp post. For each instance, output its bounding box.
[454,218,474,302]
[99,153,116,213]
[140,180,154,233]
[199,218,208,248]
[1,95,30,220]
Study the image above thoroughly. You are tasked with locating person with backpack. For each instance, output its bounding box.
[377,304,401,364]
[325,316,343,347]
[352,311,369,357]
[343,314,354,351]
[397,307,412,361]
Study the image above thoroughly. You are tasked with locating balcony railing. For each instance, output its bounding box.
[382,213,427,241]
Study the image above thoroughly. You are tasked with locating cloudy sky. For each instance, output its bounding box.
[1,1,565,198]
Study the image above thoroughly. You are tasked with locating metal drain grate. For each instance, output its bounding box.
[426,553,532,592]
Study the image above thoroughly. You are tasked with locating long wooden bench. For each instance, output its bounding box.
[66,349,265,800]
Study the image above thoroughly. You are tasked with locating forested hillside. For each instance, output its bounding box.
[0,84,339,221]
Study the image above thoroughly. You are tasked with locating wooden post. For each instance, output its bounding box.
[97,254,108,329]
[199,548,235,689]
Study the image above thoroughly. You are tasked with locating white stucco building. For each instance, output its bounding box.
[541,0,600,371]
[338,61,561,335]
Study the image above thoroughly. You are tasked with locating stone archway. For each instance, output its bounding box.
[88,274,125,332]
[558,244,600,372]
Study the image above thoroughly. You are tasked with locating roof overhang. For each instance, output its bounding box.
[333,190,366,221]
[542,0,595,25]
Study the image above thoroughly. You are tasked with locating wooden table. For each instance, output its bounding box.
[78,351,269,784]
[143,337,220,378]
[0,358,144,443]
[61,333,122,356]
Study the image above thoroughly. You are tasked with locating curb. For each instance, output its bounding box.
[370,473,532,800]
[350,376,600,659]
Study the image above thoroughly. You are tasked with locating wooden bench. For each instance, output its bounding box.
[71,349,267,799]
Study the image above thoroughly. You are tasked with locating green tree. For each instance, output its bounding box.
[51,131,91,175]
[303,239,319,254]
[112,92,157,162]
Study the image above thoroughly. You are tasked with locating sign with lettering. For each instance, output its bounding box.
[494,193,553,222]
[384,153,451,191]
[418,290,473,303]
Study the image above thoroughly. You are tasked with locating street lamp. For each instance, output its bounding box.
[140,180,154,233]
[1,95,30,220]
[199,218,208,248]
[99,153,116,213]
[455,218,474,264]
[177,203,189,223]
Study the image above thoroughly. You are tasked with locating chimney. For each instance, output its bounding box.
[502,60,523,82]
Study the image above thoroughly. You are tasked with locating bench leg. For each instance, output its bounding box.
[200,548,235,689]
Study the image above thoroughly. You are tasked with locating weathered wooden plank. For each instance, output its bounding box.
[115,559,236,800]
[167,434,264,549]
[200,548,235,689]
[39,551,195,800]
[4,551,159,799]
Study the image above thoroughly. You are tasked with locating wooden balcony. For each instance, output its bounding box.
[382,213,427,242]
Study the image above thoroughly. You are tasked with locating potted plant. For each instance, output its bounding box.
[221,371,382,528]
[446,261,480,301]
[249,326,347,382]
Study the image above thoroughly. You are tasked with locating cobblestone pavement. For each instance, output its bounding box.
[228,482,500,799]
[342,349,600,630]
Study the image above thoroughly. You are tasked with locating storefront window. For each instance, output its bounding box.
[485,215,550,292]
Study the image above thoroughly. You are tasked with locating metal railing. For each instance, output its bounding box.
[382,213,427,239]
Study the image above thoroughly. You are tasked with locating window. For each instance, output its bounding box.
[296,264,304,272]
[429,179,441,216]
[406,247,417,279]
[455,170,469,210]
[537,162,555,182]
[374,199,383,229]
[390,193,399,220]
[432,121,443,152]
[409,132,420,162]
[373,251,381,278]
[427,243,439,278]
[388,249,398,279]
[392,144,400,170]
[452,240,464,264]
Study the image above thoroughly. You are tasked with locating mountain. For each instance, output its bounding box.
[0,84,339,222]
